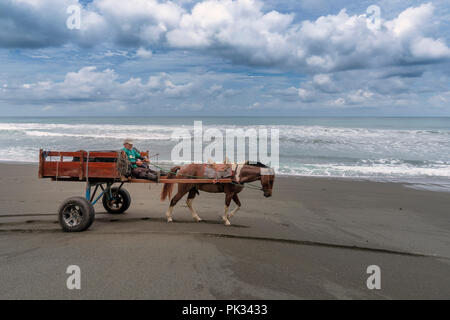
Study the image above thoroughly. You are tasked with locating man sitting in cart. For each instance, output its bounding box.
[122,139,158,181]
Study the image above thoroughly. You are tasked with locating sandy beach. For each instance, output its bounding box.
[0,163,449,299]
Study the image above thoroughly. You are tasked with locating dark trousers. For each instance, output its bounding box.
[132,167,158,181]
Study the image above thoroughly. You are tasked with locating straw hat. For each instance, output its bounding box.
[123,138,134,145]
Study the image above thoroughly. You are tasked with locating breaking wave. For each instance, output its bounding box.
[0,118,449,186]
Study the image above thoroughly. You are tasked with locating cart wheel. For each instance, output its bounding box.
[58,197,95,232]
[102,187,131,214]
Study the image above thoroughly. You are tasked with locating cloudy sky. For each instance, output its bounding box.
[0,0,449,116]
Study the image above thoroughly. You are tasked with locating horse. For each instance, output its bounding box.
[160,162,275,225]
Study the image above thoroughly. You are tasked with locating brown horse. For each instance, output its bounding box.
[160,162,275,225]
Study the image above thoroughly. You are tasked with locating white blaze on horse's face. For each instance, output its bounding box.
[260,168,275,197]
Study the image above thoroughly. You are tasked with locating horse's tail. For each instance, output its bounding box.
[160,166,181,201]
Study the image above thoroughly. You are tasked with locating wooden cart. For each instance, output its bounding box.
[39,149,233,232]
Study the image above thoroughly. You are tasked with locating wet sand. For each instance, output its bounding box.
[0,163,449,299]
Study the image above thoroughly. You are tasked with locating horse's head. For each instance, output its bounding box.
[260,169,275,197]
[242,162,275,197]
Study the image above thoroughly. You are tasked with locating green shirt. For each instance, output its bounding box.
[122,147,143,168]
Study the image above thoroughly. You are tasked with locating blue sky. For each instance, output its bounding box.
[0,0,449,116]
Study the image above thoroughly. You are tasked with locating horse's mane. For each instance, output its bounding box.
[244,161,268,168]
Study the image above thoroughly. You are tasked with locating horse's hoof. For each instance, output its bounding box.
[224,220,231,226]
[167,218,173,223]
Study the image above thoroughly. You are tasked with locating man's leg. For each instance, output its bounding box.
[142,168,158,181]
[132,167,157,181]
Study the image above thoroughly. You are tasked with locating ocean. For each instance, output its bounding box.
[1,116,449,190]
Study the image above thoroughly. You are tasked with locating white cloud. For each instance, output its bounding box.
[1,66,196,104]
[333,97,346,105]
[429,91,450,107]
[93,0,184,45]
[297,88,315,102]
[2,0,449,72]
[103,50,128,57]
[135,47,153,59]
[313,74,331,85]
[385,3,434,38]
[410,37,450,59]
[312,73,339,93]
[346,89,375,104]
[247,102,260,109]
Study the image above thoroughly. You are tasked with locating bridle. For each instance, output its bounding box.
[260,172,274,193]
[232,164,274,192]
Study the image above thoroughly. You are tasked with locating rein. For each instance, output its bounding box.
[150,163,270,192]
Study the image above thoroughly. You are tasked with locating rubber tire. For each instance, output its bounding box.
[102,187,131,214]
[58,197,95,232]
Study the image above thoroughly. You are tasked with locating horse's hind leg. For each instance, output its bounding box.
[228,194,241,220]
[166,184,189,223]
[187,188,202,222]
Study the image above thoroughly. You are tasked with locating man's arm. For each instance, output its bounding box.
[136,149,149,162]
[131,148,144,160]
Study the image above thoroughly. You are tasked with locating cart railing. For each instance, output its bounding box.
[39,150,148,181]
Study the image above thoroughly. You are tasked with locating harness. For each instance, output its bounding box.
[260,167,275,176]
[232,164,243,183]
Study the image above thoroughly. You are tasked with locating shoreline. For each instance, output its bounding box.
[3,160,449,193]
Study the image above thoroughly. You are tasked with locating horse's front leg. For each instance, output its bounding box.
[223,191,233,226]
